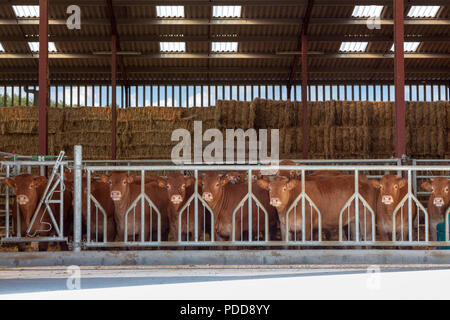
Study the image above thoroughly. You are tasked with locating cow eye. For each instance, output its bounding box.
[216,183,219,187]
[445,187,449,193]
[182,184,185,189]
[283,187,287,192]
[123,181,127,185]
[394,185,398,190]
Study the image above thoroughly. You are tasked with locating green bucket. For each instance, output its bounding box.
[436,221,450,250]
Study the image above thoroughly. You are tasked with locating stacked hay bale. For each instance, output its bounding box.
[0,106,63,156]
[406,101,448,159]
[61,107,111,159]
[215,100,254,130]
[118,107,185,159]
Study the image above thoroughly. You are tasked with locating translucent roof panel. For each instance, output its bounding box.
[390,42,421,52]
[156,6,184,18]
[160,42,186,52]
[12,5,40,17]
[407,6,440,18]
[28,42,58,53]
[211,42,238,52]
[0,43,4,52]
[351,5,384,17]
[212,6,242,18]
[339,42,368,52]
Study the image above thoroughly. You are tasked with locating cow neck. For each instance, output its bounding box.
[114,183,136,214]
[278,181,303,215]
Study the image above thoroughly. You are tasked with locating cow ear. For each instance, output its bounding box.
[287,180,297,190]
[398,178,407,189]
[127,175,135,184]
[370,180,380,189]
[421,181,432,191]
[220,177,229,186]
[157,178,167,189]
[33,176,47,187]
[256,179,269,190]
[197,177,202,186]
[186,176,195,187]
[3,178,15,188]
[100,174,109,184]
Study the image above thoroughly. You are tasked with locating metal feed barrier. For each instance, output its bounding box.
[1,145,449,251]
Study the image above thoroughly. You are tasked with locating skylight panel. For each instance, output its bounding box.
[28,42,58,53]
[339,42,368,52]
[351,5,383,17]
[407,6,440,18]
[211,42,238,52]
[12,5,40,18]
[390,42,420,52]
[0,43,4,52]
[160,42,186,52]
[213,6,242,18]
[156,6,184,18]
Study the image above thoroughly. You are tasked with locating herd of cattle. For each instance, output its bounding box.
[1,160,449,251]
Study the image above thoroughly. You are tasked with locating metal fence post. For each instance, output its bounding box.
[73,145,82,252]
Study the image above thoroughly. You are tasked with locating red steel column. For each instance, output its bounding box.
[301,32,309,159]
[394,0,406,159]
[111,34,117,160]
[38,0,48,156]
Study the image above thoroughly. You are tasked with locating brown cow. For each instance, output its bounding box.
[100,171,169,242]
[421,178,450,241]
[66,176,116,242]
[371,174,417,241]
[3,174,72,251]
[224,171,247,184]
[257,175,377,242]
[157,173,210,241]
[200,172,278,241]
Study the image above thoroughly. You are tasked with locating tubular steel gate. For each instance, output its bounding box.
[1,146,449,251]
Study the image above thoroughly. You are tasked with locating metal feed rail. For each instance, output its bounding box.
[1,146,449,251]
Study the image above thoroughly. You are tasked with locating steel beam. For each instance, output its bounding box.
[394,0,406,159]
[38,0,48,156]
[1,34,448,43]
[1,53,448,59]
[111,34,117,160]
[0,18,448,26]
[2,66,448,74]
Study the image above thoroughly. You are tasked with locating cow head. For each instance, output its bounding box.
[421,178,450,210]
[224,171,246,184]
[100,171,135,202]
[257,176,297,211]
[200,172,228,204]
[158,173,195,210]
[2,174,48,228]
[371,174,407,206]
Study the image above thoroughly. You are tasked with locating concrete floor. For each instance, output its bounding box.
[1,265,450,299]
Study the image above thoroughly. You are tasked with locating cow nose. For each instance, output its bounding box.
[17,195,29,205]
[270,198,281,207]
[202,192,213,202]
[110,191,122,201]
[382,195,394,205]
[171,194,183,204]
[434,197,444,207]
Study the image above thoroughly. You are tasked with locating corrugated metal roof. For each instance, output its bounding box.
[0,1,447,84]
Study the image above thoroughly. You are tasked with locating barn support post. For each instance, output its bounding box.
[301,32,309,159]
[73,145,82,252]
[394,0,406,159]
[38,0,49,156]
[111,34,117,160]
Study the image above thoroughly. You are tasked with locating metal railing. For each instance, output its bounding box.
[1,146,449,251]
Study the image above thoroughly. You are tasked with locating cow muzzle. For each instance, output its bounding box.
[433,197,445,207]
[171,194,183,204]
[202,192,213,202]
[270,198,282,207]
[382,195,394,205]
[110,191,122,201]
[17,195,29,205]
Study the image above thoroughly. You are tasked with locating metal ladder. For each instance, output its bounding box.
[26,151,66,237]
